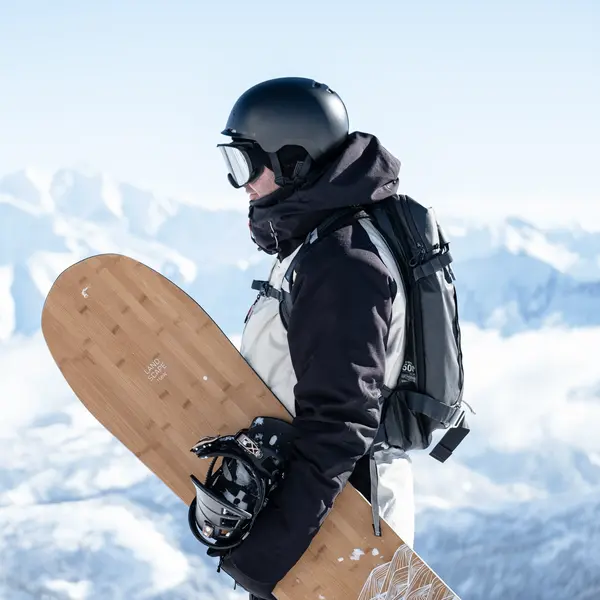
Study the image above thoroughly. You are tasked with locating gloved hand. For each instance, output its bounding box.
[219,553,277,600]
[206,547,276,598]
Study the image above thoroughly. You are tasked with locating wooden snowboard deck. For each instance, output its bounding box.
[41,254,460,600]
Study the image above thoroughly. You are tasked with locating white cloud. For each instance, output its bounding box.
[0,499,190,597]
[459,323,600,453]
[45,579,91,600]
[0,265,15,341]
[0,332,75,436]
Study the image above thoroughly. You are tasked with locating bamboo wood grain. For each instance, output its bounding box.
[41,253,459,600]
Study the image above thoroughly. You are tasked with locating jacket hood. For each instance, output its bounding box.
[248,131,401,256]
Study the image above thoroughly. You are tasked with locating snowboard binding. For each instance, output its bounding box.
[188,416,296,551]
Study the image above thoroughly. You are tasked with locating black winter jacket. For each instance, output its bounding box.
[219,132,407,599]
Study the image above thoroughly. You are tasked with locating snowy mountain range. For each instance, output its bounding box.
[446,216,600,334]
[417,490,600,600]
[3,167,600,341]
[2,167,600,599]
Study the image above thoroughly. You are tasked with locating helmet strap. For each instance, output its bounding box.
[268,152,312,187]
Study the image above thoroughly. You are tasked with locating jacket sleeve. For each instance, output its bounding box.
[220,225,396,596]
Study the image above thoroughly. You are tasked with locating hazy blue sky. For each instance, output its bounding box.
[1,0,598,225]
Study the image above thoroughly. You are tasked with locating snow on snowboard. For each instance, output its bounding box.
[41,254,460,600]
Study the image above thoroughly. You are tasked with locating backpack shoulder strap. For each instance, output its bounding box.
[278,208,368,329]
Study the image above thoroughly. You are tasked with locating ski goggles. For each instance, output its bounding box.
[217,141,268,188]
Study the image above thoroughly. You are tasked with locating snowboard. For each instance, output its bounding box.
[41,253,461,600]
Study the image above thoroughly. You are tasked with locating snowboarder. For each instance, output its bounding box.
[214,77,415,600]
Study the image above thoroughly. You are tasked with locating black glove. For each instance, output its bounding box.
[219,553,277,600]
[206,548,276,598]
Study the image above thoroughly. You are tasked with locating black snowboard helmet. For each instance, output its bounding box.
[218,77,349,188]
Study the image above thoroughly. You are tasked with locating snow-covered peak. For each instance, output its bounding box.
[50,168,121,222]
[417,488,600,600]
[0,168,54,214]
[446,215,600,278]
[0,167,267,342]
[497,217,580,273]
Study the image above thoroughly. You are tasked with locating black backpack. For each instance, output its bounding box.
[251,194,473,535]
